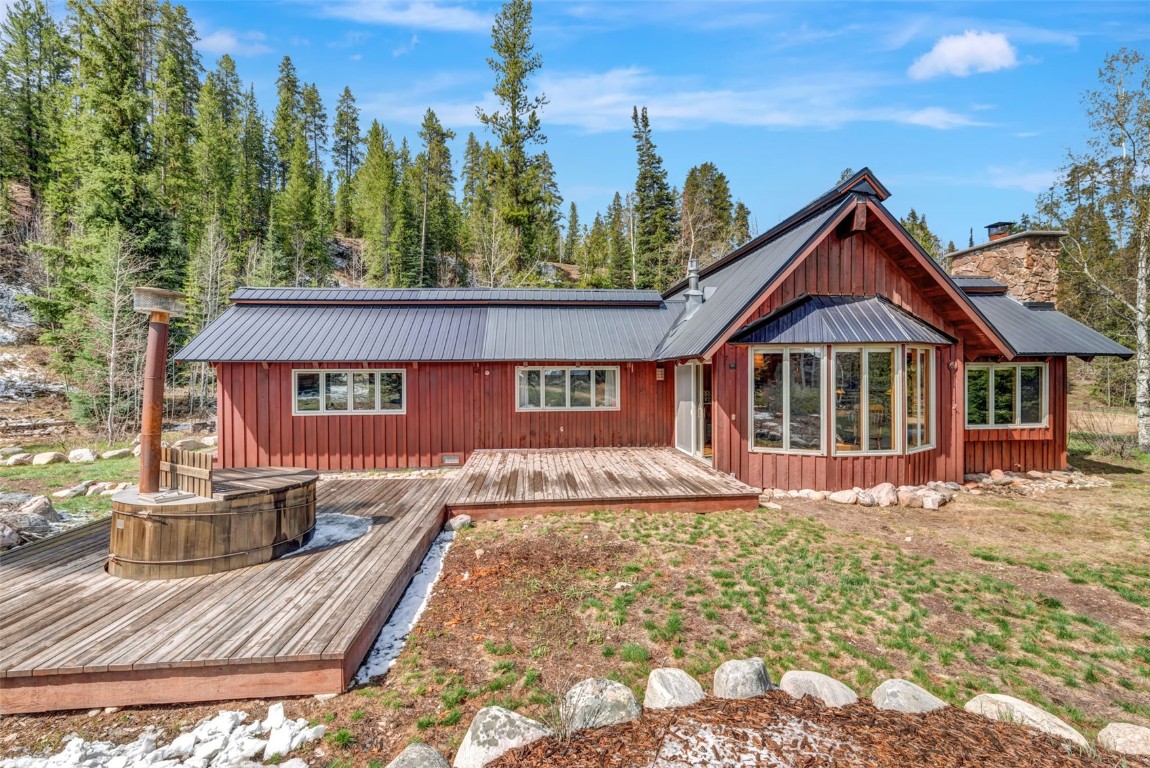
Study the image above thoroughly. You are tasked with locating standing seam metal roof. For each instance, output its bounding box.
[965,294,1132,359]
[729,295,953,346]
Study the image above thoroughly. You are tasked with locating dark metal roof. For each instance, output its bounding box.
[657,200,849,359]
[229,287,663,305]
[966,293,1133,359]
[175,302,681,363]
[952,276,1008,293]
[729,295,953,346]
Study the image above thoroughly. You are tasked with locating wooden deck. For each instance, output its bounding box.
[447,447,761,519]
[0,448,760,714]
[0,478,448,714]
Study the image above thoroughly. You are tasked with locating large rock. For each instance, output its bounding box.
[828,490,857,505]
[1097,723,1150,756]
[31,451,66,466]
[20,496,58,522]
[0,492,32,505]
[0,511,51,536]
[713,658,772,699]
[387,743,450,768]
[101,448,133,460]
[0,445,25,456]
[779,671,858,708]
[870,483,898,507]
[856,490,877,507]
[52,486,84,499]
[201,435,219,447]
[963,694,1087,748]
[68,448,99,464]
[172,438,208,451]
[453,706,551,768]
[561,678,641,732]
[5,453,33,466]
[870,679,947,713]
[643,668,706,710]
[446,515,473,532]
[0,523,20,550]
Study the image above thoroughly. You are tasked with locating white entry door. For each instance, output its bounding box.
[674,362,698,455]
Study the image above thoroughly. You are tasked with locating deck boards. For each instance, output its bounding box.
[0,448,760,714]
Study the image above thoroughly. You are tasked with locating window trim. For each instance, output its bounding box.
[292,368,407,416]
[965,362,1048,429]
[905,346,936,454]
[514,365,622,412]
[831,345,902,457]
[748,345,828,456]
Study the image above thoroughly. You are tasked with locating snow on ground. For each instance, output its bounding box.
[0,704,323,768]
[652,717,862,767]
[0,283,36,347]
[282,513,371,558]
[355,530,455,684]
[0,351,63,402]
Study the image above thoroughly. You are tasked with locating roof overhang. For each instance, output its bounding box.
[728,294,955,347]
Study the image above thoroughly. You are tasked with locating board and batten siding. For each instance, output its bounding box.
[708,227,968,489]
[963,356,1068,473]
[214,360,673,470]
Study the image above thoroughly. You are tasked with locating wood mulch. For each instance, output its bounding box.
[490,692,1149,768]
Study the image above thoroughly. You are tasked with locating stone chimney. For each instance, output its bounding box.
[949,225,1067,305]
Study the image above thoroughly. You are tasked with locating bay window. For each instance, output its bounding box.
[517,366,619,411]
[751,347,824,453]
[294,369,405,415]
[966,363,1046,428]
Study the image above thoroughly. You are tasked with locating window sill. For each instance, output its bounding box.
[749,446,826,456]
[293,410,407,417]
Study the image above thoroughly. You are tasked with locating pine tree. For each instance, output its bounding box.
[271,56,301,189]
[680,162,734,266]
[607,192,631,288]
[578,213,609,286]
[231,85,271,246]
[730,201,752,248]
[332,85,362,236]
[631,106,678,290]
[477,0,548,273]
[414,108,457,287]
[272,129,325,284]
[900,208,943,264]
[192,56,239,252]
[150,1,200,225]
[0,0,69,199]
[562,202,579,264]
[300,82,326,171]
[354,120,399,285]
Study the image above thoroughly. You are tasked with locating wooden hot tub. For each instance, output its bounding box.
[108,467,319,581]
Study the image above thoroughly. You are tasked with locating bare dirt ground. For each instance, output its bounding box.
[1,453,1148,767]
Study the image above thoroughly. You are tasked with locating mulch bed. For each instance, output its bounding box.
[489,692,1149,768]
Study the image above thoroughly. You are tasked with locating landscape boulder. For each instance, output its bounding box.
[921,492,945,510]
[561,678,641,732]
[0,445,25,456]
[713,658,772,699]
[870,679,947,714]
[779,671,858,708]
[101,448,133,460]
[0,523,20,550]
[963,694,1087,748]
[0,511,51,537]
[53,486,85,499]
[856,489,877,507]
[870,483,898,508]
[68,448,99,464]
[643,668,706,709]
[898,491,923,508]
[31,451,66,466]
[0,492,32,505]
[387,743,450,768]
[828,490,857,505]
[202,435,219,447]
[5,453,32,466]
[172,438,208,451]
[20,495,58,522]
[446,514,473,532]
[453,706,551,768]
[1097,723,1150,756]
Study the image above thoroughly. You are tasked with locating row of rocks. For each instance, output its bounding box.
[2,437,216,467]
[963,467,1110,496]
[0,494,59,550]
[762,480,958,510]
[387,663,1150,768]
[0,703,323,768]
[52,479,131,499]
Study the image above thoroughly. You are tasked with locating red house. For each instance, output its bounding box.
[176,170,1131,491]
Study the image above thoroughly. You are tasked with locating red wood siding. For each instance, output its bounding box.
[215,361,673,470]
[963,357,1068,473]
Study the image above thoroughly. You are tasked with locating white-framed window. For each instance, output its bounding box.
[966,362,1047,428]
[750,346,826,454]
[832,346,899,454]
[905,347,935,452]
[293,369,406,415]
[516,366,620,411]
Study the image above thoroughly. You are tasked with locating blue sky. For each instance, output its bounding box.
[185,1,1150,249]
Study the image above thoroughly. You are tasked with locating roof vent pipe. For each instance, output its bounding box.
[684,258,704,319]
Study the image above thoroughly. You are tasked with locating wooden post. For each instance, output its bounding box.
[132,287,187,496]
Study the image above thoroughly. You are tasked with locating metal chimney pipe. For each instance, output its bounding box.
[683,258,704,318]
[133,288,187,495]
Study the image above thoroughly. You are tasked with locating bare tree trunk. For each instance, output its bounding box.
[1136,218,1150,450]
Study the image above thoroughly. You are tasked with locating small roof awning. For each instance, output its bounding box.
[730,295,953,346]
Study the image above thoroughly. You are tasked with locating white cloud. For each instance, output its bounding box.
[393,33,419,57]
[900,107,983,130]
[987,165,1056,194]
[908,30,1017,80]
[321,1,491,32]
[199,29,272,57]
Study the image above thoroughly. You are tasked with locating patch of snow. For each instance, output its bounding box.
[0,704,323,768]
[651,716,862,768]
[0,352,64,402]
[355,530,454,684]
[282,513,371,558]
[0,283,37,347]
